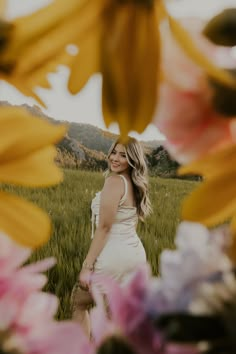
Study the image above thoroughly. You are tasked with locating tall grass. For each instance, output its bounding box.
[4,169,197,319]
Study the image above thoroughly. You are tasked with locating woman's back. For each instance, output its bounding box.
[90,173,146,284]
[120,174,136,209]
[91,174,138,239]
[71,137,149,334]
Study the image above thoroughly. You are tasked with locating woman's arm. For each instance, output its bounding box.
[79,175,124,289]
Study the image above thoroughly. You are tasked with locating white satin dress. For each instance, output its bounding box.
[91,174,146,285]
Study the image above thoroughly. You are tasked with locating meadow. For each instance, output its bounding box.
[5,169,198,319]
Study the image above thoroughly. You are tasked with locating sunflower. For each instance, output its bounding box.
[0,106,67,248]
[0,0,233,137]
[178,144,236,260]
[0,0,5,14]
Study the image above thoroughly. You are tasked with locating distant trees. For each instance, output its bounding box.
[146,145,180,178]
[146,146,201,180]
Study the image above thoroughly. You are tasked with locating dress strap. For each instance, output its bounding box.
[91,211,95,239]
[119,174,128,205]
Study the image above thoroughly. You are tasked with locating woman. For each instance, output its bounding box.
[71,136,152,337]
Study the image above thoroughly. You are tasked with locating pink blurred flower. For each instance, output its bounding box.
[86,267,199,354]
[0,230,217,354]
[154,19,236,164]
[13,321,92,354]
[91,266,163,354]
[0,233,55,330]
[0,232,90,354]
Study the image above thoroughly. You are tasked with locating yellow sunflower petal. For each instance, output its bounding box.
[13,11,85,76]
[155,0,167,23]
[167,13,236,87]
[0,74,48,107]
[0,0,108,110]
[0,190,51,247]
[0,0,6,15]
[2,0,105,76]
[17,87,47,108]
[132,6,160,133]
[101,4,131,134]
[27,48,74,89]
[0,107,67,162]
[102,3,159,137]
[102,83,120,131]
[68,27,101,94]
[178,144,236,179]
[0,146,63,187]
[13,0,86,43]
[0,0,86,66]
[228,215,236,263]
[181,171,236,227]
[231,216,236,234]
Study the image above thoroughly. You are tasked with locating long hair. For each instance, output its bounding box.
[106,137,152,221]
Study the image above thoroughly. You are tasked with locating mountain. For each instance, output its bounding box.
[67,122,163,154]
[67,123,116,154]
[1,101,195,178]
[56,135,107,171]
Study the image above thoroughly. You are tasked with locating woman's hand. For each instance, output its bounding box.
[78,267,93,291]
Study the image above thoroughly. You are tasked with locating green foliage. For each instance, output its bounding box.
[3,170,198,320]
[146,146,201,180]
[146,145,179,178]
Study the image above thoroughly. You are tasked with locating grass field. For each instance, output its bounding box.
[4,169,198,319]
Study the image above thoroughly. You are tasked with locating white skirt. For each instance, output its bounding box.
[93,233,146,286]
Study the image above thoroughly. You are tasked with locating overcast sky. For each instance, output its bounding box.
[1,0,236,141]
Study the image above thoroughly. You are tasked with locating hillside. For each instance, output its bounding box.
[67,123,116,154]
[0,101,189,177]
[56,135,107,171]
[67,122,163,154]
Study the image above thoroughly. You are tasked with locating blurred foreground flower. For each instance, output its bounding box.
[2,222,236,354]
[83,222,234,354]
[178,144,236,243]
[82,265,198,354]
[0,106,66,248]
[0,232,87,354]
[0,227,200,354]
[149,222,236,353]
[152,15,236,238]
[0,0,234,137]
[149,222,231,314]
[0,0,5,14]
[154,19,236,164]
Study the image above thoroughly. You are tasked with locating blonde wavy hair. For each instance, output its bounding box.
[106,137,152,221]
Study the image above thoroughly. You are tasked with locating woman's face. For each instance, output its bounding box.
[109,144,130,174]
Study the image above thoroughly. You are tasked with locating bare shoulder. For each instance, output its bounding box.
[103,175,124,194]
[103,174,124,190]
